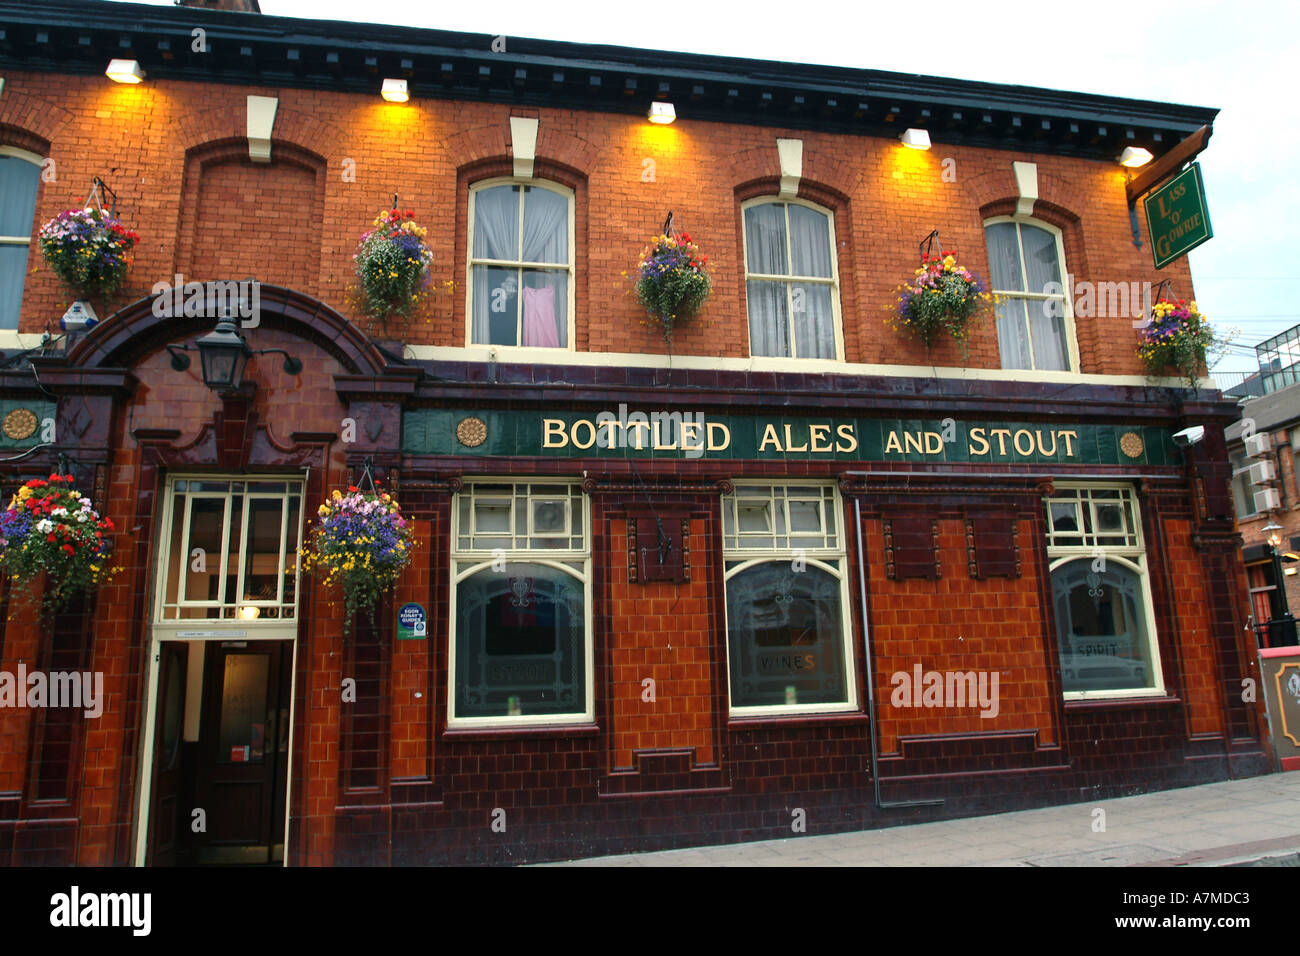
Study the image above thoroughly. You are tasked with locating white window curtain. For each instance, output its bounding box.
[521,187,567,264]
[1020,224,1067,371]
[985,220,1069,371]
[746,280,789,357]
[745,202,837,359]
[0,156,40,331]
[471,184,569,348]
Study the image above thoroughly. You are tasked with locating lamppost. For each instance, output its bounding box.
[1264,523,1298,647]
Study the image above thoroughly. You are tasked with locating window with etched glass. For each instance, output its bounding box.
[1046,484,1163,696]
[984,218,1075,371]
[450,481,591,724]
[156,478,304,621]
[722,482,855,713]
[468,180,573,349]
[0,151,42,330]
[742,199,842,360]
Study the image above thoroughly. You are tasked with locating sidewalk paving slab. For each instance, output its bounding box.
[541,772,1300,867]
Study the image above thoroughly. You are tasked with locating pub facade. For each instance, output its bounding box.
[0,0,1269,866]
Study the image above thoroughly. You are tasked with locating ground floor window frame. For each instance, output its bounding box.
[1045,482,1166,701]
[447,478,594,729]
[721,480,858,718]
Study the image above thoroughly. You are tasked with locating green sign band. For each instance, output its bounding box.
[405,408,1180,466]
[1144,162,1213,270]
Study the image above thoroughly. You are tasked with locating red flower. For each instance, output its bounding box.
[47,533,57,543]
[103,518,114,531]
[348,485,358,493]
[63,544,74,555]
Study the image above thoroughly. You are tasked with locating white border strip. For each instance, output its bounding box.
[402,343,1208,389]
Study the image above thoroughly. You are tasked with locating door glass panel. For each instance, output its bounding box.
[164,495,186,606]
[220,495,245,616]
[241,498,285,616]
[218,654,269,763]
[184,499,226,607]
[282,495,300,616]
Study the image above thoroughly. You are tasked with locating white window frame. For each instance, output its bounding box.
[740,197,845,362]
[152,475,306,630]
[722,480,857,717]
[465,177,576,351]
[984,215,1080,373]
[448,478,593,728]
[1046,482,1164,701]
[0,146,43,331]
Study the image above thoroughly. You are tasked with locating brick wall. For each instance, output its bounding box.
[2,70,1195,373]
[864,515,1057,753]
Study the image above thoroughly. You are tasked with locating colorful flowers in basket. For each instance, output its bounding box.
[0,474,119,618]
[300,486,415,636]
[352,208,435,323]
[631,231,711,338]
[38,207,141,302]
[1137,298,1218,388]
[887,250,996,357]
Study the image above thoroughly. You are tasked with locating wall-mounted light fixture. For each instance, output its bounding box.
[1119,146,1153,168]
[647,101,676,125]
[381,78,409,103]
[105,59,145,84]
[167,310,303,392]
[899,128,931,150]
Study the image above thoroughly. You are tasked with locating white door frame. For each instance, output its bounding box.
[132,473,306,867]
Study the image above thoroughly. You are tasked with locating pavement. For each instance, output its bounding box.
[547,772,1300,867]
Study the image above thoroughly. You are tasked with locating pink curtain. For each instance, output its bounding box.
[522,286,559,348]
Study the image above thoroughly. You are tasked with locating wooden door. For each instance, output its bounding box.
[192,641,292,865]
[145,642,188,867]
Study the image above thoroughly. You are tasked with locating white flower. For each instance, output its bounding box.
[76,513,88,523]
[51,507,68,517]
[36,519,54,533]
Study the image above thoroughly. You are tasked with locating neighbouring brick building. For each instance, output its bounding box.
[1224,331,1300,645]
[0,0,1270,866]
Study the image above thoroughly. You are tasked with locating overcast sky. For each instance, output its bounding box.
[113,0,1296,376]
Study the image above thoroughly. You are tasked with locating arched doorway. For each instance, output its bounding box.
[53,284,399,866]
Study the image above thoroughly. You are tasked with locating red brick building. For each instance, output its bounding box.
[0,0,1269,866]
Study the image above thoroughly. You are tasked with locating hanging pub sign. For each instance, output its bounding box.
[1143,162,1213,269]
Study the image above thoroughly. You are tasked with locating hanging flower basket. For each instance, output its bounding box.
[886,250,995,358]
[0,474,119,619]
[37,207,140,303]
[352,208,435,325]
[300,486,415,637]
[630,231,711,339]
[1137,298,1220,388]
